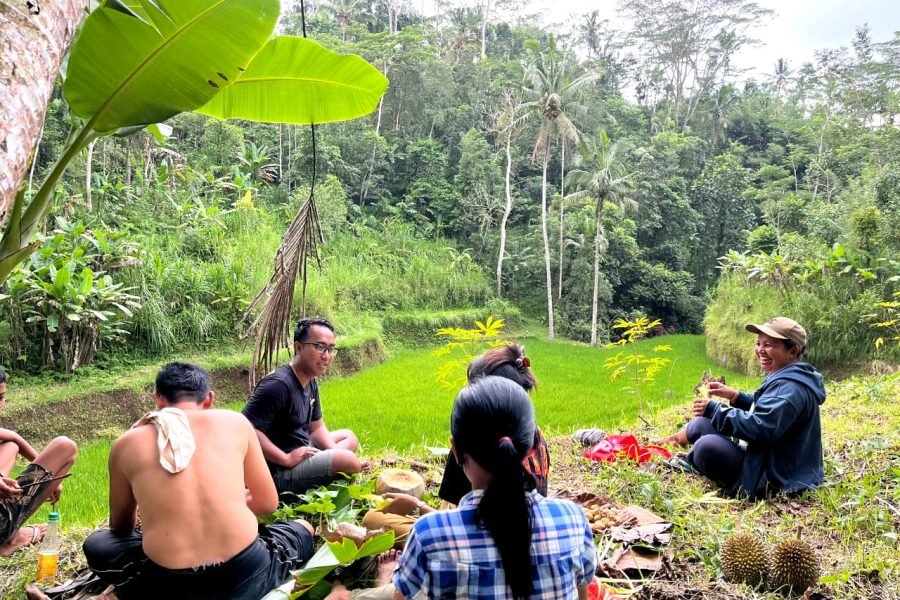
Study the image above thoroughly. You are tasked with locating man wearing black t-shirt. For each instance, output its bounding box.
[243,318,363,496]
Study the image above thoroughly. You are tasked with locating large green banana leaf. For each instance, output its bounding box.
[64,0,279,133]
[196,36,389,124]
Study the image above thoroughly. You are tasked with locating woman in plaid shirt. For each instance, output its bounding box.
[391,376,597,599]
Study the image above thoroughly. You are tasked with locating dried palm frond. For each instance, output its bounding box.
[241,129,322,386]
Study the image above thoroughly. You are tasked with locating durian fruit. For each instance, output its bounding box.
[769,527,821,593]
[719,531,768,586]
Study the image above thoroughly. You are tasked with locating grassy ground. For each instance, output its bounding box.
[5,336,894,598]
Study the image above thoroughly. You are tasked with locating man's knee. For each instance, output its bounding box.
[330,449,361,474]
[294,519,314,535]
[83,530,118,567]
[47,436,78,462]
[685,417,715,444]
[332,429,359,452]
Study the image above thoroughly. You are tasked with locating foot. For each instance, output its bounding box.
[0,523,47,556]
[375,549,400,585]
[324,582,351,600]
[653,430,689,447]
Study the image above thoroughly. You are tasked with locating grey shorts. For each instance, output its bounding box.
[271,449,335,497]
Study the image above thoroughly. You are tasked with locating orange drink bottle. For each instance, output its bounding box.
[35,511,60,585]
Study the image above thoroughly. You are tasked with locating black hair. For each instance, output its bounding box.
[451,376,536,599]
[781,338,806,359]
[467,343,536,391]
[294,317,335,343]
[155,362,210,404]
[0,367,5,384]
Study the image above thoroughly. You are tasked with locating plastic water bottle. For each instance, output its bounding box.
[36,511,60,585]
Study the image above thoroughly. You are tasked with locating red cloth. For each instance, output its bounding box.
[587,578,620,599]
[582,434,671,464]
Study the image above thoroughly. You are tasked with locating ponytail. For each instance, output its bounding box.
[452,377,537,599]
[477,436,535,599]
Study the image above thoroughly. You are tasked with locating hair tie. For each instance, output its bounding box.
[498,436,512,446]
[515,356,531,372]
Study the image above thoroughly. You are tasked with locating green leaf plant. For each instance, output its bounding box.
[0,0,388,285]
[432,315,508,390]
[604,316,673,421]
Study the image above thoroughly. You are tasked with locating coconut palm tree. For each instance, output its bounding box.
[565,130,636,346]
[323,0,374,42]
[522,36,599,340]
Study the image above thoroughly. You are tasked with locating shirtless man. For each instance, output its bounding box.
[82,362,314,600]
[243,317,363,496]
[1,367,77,556]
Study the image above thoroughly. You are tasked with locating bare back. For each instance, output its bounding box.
[110,409,277,569]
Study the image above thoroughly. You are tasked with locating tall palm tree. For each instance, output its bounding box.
[522,37,599,340]
[323,0,374,42]
[566,131,635,346]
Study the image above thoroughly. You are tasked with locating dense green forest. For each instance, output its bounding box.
[2,0,898,375]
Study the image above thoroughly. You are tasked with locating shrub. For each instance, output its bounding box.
[0,219,141,372]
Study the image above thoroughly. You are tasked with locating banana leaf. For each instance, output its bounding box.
[64,0,279,132]
[196,36,389,124]
[262,530,395,600]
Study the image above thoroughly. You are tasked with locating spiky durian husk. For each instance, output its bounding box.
[769,537,821,592]
[720,532,768,586]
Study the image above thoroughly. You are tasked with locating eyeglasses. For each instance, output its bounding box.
[300,342,338,356]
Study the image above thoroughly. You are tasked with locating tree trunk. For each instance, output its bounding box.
[590,196,605,346]
[480,0,490,61]
[557,138,565,300]
[540,136,555,340]
[0,0,87,221]
[85,139,96,212]
[496,132,513,297]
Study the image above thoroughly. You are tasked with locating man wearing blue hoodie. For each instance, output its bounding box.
[672,317,827,500]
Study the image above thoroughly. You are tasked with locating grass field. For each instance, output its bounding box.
[240,334,762,453]
[18,334,760,530]
[2,336,897,599]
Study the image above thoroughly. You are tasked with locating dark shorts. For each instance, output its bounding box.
[83,521,315,600]
[0,463,53,545]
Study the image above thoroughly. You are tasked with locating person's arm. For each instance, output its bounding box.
[704,382,803,443]
[707,382,754,411]
[382,493,435,516]
[0,428,38,461]
[255,429,318,468]
[108,438,137,534]
[243,419,279,515]
[308,419,336,450]
[576,505,599,598]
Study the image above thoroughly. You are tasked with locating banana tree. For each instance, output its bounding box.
[0,0,388,286]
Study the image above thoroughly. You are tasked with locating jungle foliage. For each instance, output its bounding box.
[2,0,898,373]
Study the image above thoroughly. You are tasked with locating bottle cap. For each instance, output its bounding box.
[48,512,60,521]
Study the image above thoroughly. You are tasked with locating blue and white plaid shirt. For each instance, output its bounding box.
[393,489,597,599]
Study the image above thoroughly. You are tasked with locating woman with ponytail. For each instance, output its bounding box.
[392,376,596,599]
[438,342,550,506]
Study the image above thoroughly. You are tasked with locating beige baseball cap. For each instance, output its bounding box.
[745,317,807,349]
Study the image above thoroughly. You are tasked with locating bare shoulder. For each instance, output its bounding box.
[195,409,254,432]
[110,424,154,463]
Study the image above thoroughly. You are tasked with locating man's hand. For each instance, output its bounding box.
[285,446,320,468]
[382,493,421,515]
[47,482,63,504]
[0,477,22,500]
[707,381,737,403]
[692,397,711,417]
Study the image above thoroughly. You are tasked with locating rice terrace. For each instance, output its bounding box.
[0,0,897,599]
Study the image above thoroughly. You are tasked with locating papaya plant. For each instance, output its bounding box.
[0,0,388,285]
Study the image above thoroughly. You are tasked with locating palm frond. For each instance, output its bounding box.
[241,190,322,386]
